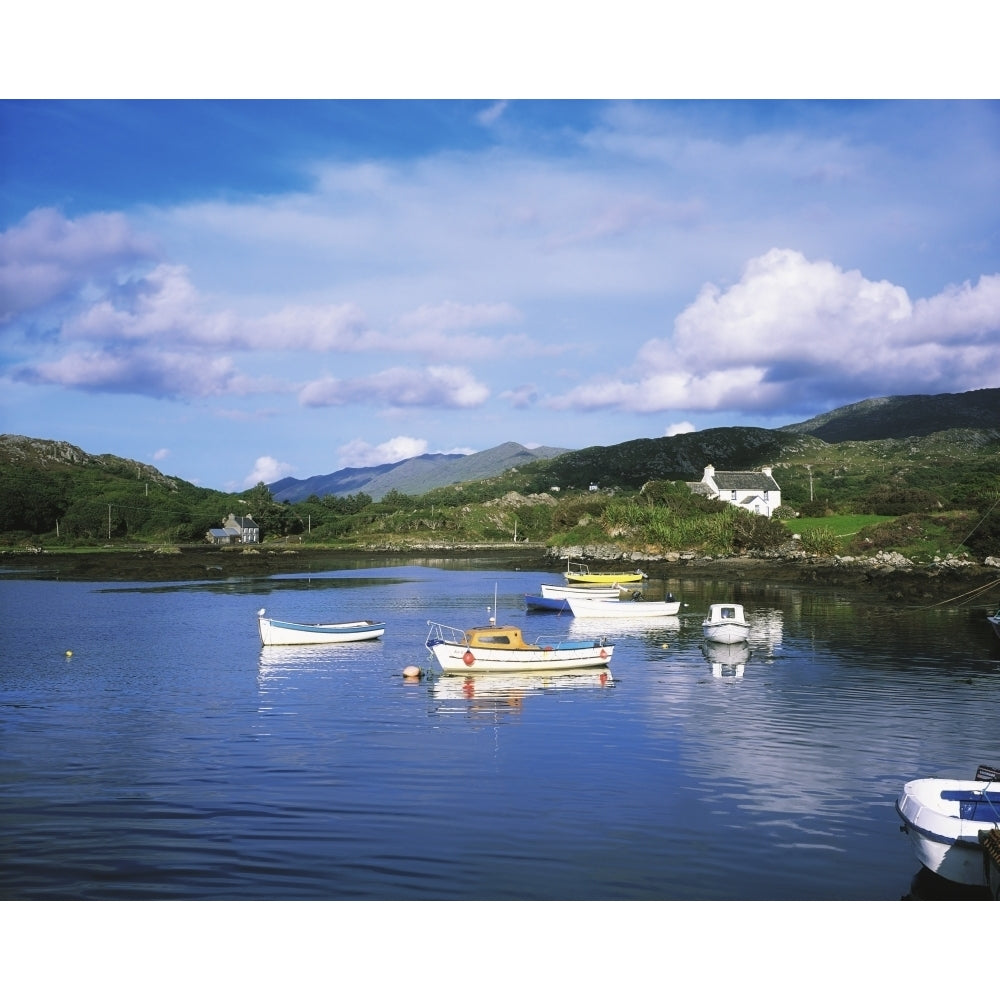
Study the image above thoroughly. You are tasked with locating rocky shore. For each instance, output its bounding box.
[3,542,999,607]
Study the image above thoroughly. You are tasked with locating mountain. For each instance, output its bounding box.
[778,388,1000,443]
[268,442,568,502]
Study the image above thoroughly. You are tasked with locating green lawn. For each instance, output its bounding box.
[781,514,895,538]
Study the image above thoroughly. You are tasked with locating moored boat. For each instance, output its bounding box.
[425,619,613,674]
[524,593,572,613]
[257,608,385,646]
[566,595,681,618]
[539,583,624,600]
[562,560,646,585]
[896,765,1000,886]
[702,603,751,644]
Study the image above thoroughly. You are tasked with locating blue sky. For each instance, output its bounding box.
[3,90,1000,491]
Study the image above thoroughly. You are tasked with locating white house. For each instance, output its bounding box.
[688,464,781,518]
[222,512,260,543]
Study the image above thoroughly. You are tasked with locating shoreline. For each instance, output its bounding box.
[2,544,999,607]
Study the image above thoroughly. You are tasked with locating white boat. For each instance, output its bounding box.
[702,603,751,643]
[257,608,385,646]
[539,584,623,600]
[895,765,1000,886]
[566,595,680,618]
[425,620,613,674]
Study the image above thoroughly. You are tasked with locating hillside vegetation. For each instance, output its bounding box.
[3,388,1000,565]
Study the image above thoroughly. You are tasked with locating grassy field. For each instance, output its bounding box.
[784,515,895,538]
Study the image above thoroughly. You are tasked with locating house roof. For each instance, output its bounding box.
[711,471,780,491]
[208,528,229,539]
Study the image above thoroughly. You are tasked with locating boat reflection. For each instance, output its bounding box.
[258,641,384,674]
[702,640,751,678]
[430,667,615,715]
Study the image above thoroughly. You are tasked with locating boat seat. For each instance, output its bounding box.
[939,789,1000,820]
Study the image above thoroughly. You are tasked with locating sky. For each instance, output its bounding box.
[3,17,1000,493]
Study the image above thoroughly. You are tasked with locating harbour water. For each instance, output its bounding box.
[2,556,998,901]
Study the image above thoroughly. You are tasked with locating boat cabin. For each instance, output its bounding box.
[464,625,535,650]
[705,603,747,624]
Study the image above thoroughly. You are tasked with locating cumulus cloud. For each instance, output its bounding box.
[153,448,170,461]
[337,436,430,468]
[299,365,490,409]
[0,207,157,323]
[19,348,251,399]
[547,249,1000,415]
[664,421,695,436]
[245,455,294,488]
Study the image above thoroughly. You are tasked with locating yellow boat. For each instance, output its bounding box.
[562,561,646,585]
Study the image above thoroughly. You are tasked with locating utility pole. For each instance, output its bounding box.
[108,504,112,540]
[806,465,814,502]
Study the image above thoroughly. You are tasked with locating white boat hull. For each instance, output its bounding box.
[702,622,751,643]
[896,777,1000,886]
[701,603,751,644]
[566,597,680,618]
[426,639,613,674]
[540,584,621,600]
[257,611,385,646]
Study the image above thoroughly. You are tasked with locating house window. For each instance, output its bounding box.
[763,491,769,500]
[731,490,737,501]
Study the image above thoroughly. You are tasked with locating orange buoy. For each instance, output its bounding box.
[600,648,608,658]
[462,650,475,666]
[402,665,421,679]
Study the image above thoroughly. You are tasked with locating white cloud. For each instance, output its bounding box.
[153,447,170,461]
[0,207,157,323]
[299,365,490,409]
[245,455,294,488]
[548,249,1000,416]
[337,436,430,468]
[664,422,695,436]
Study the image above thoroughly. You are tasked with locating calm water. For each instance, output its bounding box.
[2,556,999,900]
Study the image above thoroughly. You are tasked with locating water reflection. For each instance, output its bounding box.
[430,668,615,716]
[702,640,751,678]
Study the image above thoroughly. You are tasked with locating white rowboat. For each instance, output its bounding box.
[896,766,1000,886]
[257,608,385,646]
[566,596,680,618]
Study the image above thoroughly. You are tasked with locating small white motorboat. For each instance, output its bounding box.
[257,608,385,646]
[702,603,751,643]
[896,765,1000,886]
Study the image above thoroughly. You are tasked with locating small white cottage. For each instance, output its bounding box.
[688,464,781,518]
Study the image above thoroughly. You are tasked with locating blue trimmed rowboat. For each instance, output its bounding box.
[256,608,385,646]
[896,765,1000,886]
[525,594,572,612]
